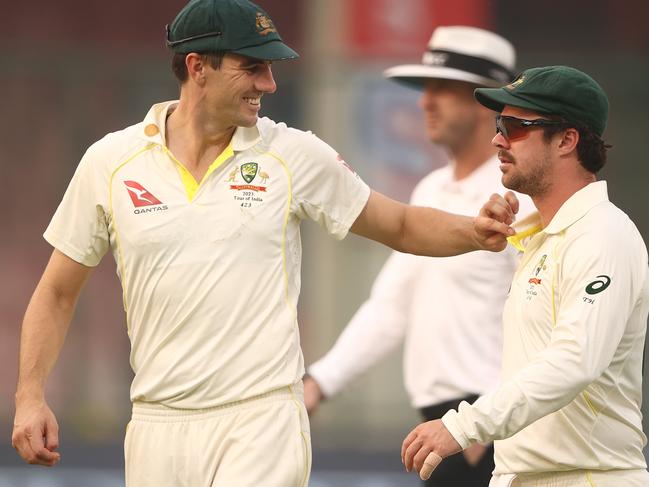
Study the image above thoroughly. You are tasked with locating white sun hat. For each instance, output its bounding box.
[384,26,516,88]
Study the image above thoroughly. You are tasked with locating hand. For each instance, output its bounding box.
[12,398,61,466]
[303,375,324,415]
[401,419,461,479]
[473,192,519,252]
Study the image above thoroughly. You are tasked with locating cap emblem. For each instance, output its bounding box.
[505,74,526,90]
[255,12,277,36]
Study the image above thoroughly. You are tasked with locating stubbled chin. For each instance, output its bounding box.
[501,178,515,191]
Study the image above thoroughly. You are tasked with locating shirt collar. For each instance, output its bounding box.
[139,101,172,145]
[507,211,543,252]
[139,100,262,151]
[506,180,608,252]
[543,180,608,235]
[231,123,262,151]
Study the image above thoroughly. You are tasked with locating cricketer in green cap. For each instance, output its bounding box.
[400,65,649,487]
[475,65,609,137]
[167,0,299,61]
[474,65,611,176]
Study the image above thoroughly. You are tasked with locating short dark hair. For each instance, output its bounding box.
[542,120,611,173]
[171,52,225,83]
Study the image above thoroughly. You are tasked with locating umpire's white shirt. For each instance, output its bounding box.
[44,101,370,409]
[309,157,534,408]
[443,181,649,473]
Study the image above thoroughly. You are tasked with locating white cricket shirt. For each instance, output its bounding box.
[309,157,535,408]
[45,101,370,409]
[443,181,649,473]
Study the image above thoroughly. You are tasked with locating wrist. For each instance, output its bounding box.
[468,216,484,252]
[441,410,471,450]
[15,386,46,406]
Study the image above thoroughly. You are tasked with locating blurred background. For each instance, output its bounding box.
[1,0,648,485]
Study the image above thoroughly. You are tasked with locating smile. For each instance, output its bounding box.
[243,97,260,106]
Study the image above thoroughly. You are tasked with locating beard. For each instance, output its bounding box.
[501,149,553,197]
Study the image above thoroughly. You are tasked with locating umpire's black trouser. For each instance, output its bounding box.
[418,395,494,487]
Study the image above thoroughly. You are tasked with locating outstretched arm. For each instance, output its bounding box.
[12,249,93,466]
[350,190,517,256]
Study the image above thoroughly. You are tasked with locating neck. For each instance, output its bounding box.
[533,168,596,227]
[166,96,236,167]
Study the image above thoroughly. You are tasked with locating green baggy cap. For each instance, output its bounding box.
[167,0,299,61]
[474,65,609,136]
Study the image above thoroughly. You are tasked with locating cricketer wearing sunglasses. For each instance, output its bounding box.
[402,65,649,487]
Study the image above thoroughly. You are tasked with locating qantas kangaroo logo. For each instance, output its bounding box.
[124,181,162,207]
[124,181,168,214]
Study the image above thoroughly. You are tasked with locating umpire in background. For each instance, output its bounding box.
[305,26,532,486]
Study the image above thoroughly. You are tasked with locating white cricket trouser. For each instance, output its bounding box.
[490,469,649,487]
[125,383,311,487]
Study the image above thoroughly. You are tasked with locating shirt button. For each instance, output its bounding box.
[144,124,159,137]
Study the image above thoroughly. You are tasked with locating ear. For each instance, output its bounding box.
[556,127,579,156]
[185,53,206,85]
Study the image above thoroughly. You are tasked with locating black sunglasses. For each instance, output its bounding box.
[165,24,223,47]
[496,115,567,141]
